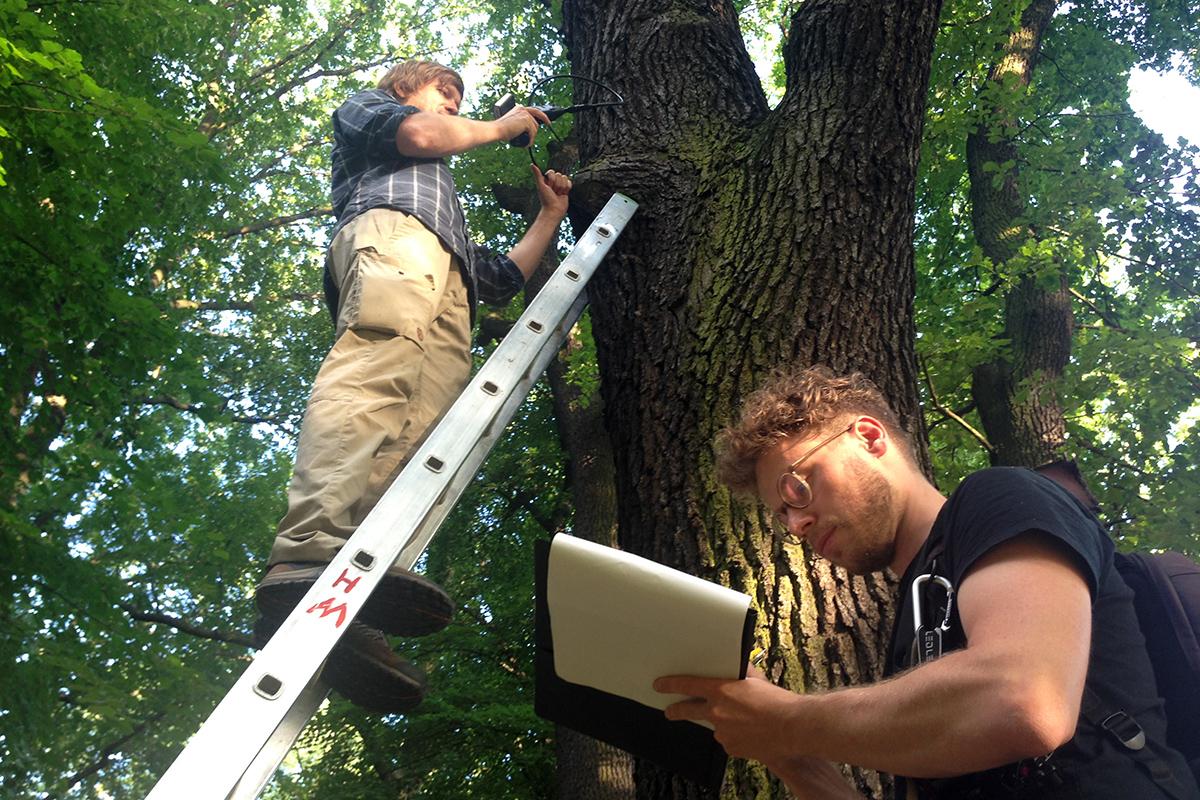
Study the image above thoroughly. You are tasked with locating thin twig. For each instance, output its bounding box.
[920,356,994,454]
[171,291,323,313]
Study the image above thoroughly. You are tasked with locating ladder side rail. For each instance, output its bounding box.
[149,366,494,800]
[395,288,590,569]
[147,194,636,800]
[227,675,330,800]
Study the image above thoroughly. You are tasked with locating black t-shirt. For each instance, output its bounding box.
[885,468,1198,799]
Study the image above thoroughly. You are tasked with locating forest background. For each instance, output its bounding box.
[1,0,1197,798]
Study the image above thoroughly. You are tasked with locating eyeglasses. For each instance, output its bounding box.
[773,423,854,528]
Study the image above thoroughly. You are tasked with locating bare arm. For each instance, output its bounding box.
[504,165,572,280]
[396,106,549,159]
[658,533,1092,780]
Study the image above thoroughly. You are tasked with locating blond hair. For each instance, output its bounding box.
[716,365,914,493]
[377,60,464,102]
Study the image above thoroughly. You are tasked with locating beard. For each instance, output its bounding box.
[825,456,897,574]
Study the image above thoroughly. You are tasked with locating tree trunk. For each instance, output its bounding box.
[966,0,1073,468]
[561,1,944,796]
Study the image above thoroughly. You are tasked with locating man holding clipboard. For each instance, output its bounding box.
[654,366,1195,799]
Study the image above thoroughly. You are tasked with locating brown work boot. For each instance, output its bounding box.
[253,615,428,713]
[255,561,453,637]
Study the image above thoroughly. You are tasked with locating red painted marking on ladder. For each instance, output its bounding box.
[306,597,348,628]
[332,568,360,593]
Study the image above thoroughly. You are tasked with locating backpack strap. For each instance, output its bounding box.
[1118,552,1200,676]
[1080,686,1194,800]
[1114,551,1200,788]
[913,538,1195,798]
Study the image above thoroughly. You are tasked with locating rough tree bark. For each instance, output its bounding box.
[966,0,1072,468]
[560,1,944,797]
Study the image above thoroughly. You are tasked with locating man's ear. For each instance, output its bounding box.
[851,416,888,457]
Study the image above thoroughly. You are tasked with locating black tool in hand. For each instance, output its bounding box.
[492,93,569,148]
[491,76,624,150]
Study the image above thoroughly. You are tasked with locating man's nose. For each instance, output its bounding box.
[785,506,816,539]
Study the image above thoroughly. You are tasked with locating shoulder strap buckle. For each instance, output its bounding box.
[1099,710,1147,751]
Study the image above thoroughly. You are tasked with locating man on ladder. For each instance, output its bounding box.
[254,60,572,713]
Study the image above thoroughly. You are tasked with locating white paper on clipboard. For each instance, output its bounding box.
[546,534,752,715]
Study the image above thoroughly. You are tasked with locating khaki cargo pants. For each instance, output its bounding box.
[269,208,472,565]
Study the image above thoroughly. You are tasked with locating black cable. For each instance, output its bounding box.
[503,74,624,170]
[526,73,624,115]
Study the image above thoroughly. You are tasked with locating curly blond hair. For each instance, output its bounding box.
[715,365,914,494]
[377,60,464,103]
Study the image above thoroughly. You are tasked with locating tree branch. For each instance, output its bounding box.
[500,487,569,536]
[256,9,363,91]
[1069,435,1155,480]
[140,394,285,426]
[63,710,168,792]
[250,5,443,107]
[492,181,533,216]
[220,206,332,238]
[247,30,335,84]
[266,57,396,104]
[10,230,60,265]
[476,314,516,347]
[920,357,994,454]
[120,603,255,648]
[1039,224,1199,300]
[247,137,330,183]
[1095,246,1198,299]
[171,291,323,313]
[1068,286,1128,333]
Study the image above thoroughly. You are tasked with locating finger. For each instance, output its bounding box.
[663,697,708,722]
[526,106,552,125]
[545,170,571,194]
[529,163,546,183]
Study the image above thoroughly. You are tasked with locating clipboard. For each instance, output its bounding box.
[533,535,756,790]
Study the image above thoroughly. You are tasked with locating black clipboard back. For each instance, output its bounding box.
[533,537,756,791]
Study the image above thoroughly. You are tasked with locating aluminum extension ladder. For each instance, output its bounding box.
[147,193,637,799]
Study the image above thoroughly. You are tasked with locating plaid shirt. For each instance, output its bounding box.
[329,89,524,316]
